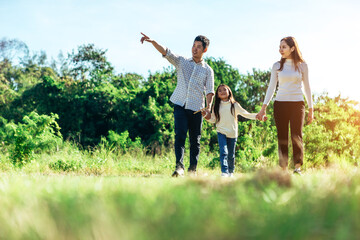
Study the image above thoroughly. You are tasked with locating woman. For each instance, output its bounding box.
[256,36,314,174]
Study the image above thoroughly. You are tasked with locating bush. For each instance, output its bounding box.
[2,112,62,166]
[49,159,82,172]
[304,94,360,166]
[106,130,142,152]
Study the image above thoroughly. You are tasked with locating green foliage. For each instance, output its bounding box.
[0,169,360,239]
[206,57,270,111]
[236,68,271,111]
[208,156,220,169]
[206,57,241,90]
[0,38,29,63]
[1,40,360,168]
[304,94,360,166]
[106,130,142,152]
[67,43,114,81]
[49,158,82,172]
[2,112,62,166]
[235,118,278,171]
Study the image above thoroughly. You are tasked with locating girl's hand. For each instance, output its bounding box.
[256,110,266,121]
[256,105,267,121]
[202,109,211,120]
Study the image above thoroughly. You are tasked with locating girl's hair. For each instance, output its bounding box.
[278,36,305,72]
[213,84,236,123]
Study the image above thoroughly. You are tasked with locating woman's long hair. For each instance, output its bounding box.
[213,84,235,123]
[278,36,305,72]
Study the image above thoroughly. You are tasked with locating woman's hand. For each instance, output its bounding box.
[307,108,314,124]
[256,105,267,121]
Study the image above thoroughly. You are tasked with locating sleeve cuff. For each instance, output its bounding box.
[162,48,170,58]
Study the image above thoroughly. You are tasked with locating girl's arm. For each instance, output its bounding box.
[235,102,258,120]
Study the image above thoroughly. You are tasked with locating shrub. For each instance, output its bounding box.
[49,159,81,172]
[106,130,142,152]
[304,94,360,167]
[3,112,62,166]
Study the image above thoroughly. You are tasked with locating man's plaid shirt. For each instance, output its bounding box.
[164,49,214,111]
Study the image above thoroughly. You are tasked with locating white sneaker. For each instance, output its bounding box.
[172,168,184,177]
[188,170,197,177]
[229,173,234,178]
[293,168,302,176]
[221,173,229,177]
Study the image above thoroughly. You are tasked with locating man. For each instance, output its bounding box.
[140,32,215,177]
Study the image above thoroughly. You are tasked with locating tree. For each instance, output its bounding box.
[303,93,360,166]
[67,44,114,82]
[0,38,29,63]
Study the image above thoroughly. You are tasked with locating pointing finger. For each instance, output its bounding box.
[141,32,149,38]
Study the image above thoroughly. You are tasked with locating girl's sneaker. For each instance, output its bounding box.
[293,168,302,175]
[229,173,234,178]
[221,173,229,177]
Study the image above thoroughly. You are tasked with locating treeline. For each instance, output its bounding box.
[0,38,359,167]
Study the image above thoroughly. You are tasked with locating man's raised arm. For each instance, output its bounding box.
[140,32,167,56]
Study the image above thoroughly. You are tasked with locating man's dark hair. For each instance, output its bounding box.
[194,35,210,49]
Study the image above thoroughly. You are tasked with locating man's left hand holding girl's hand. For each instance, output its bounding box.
[201,109,211,120]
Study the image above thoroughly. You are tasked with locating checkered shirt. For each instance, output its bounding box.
[164,49,215,111]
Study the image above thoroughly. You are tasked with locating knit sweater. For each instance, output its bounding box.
[263,59,313,108]
[207,101,257,138]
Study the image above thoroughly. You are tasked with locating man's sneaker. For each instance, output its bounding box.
[221,173,229,177]
[293,168,302,175]
[188,170,197,177]
[172,168,184,177]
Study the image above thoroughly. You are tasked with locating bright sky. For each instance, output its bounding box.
[1,0,360,103]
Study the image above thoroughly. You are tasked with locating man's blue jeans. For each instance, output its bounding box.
[217,132,237,174]
[174,104,202,171]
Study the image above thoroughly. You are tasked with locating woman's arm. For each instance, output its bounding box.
[301,62,314,124]
[256,62,278,120]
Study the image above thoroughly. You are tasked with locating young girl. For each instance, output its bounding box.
[202,84,265,177]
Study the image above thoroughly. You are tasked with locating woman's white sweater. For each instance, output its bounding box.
[263,59,313,108]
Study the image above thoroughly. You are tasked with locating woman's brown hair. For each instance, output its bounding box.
[278,36,305,72]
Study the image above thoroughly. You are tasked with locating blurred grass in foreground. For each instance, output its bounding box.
[0,167,359,240]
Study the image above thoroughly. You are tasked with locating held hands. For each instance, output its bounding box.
[201,108,211,120]
[256,108,268,121]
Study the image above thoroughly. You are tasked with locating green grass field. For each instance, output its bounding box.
[0,144,359,239]
[1,164,359,240]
